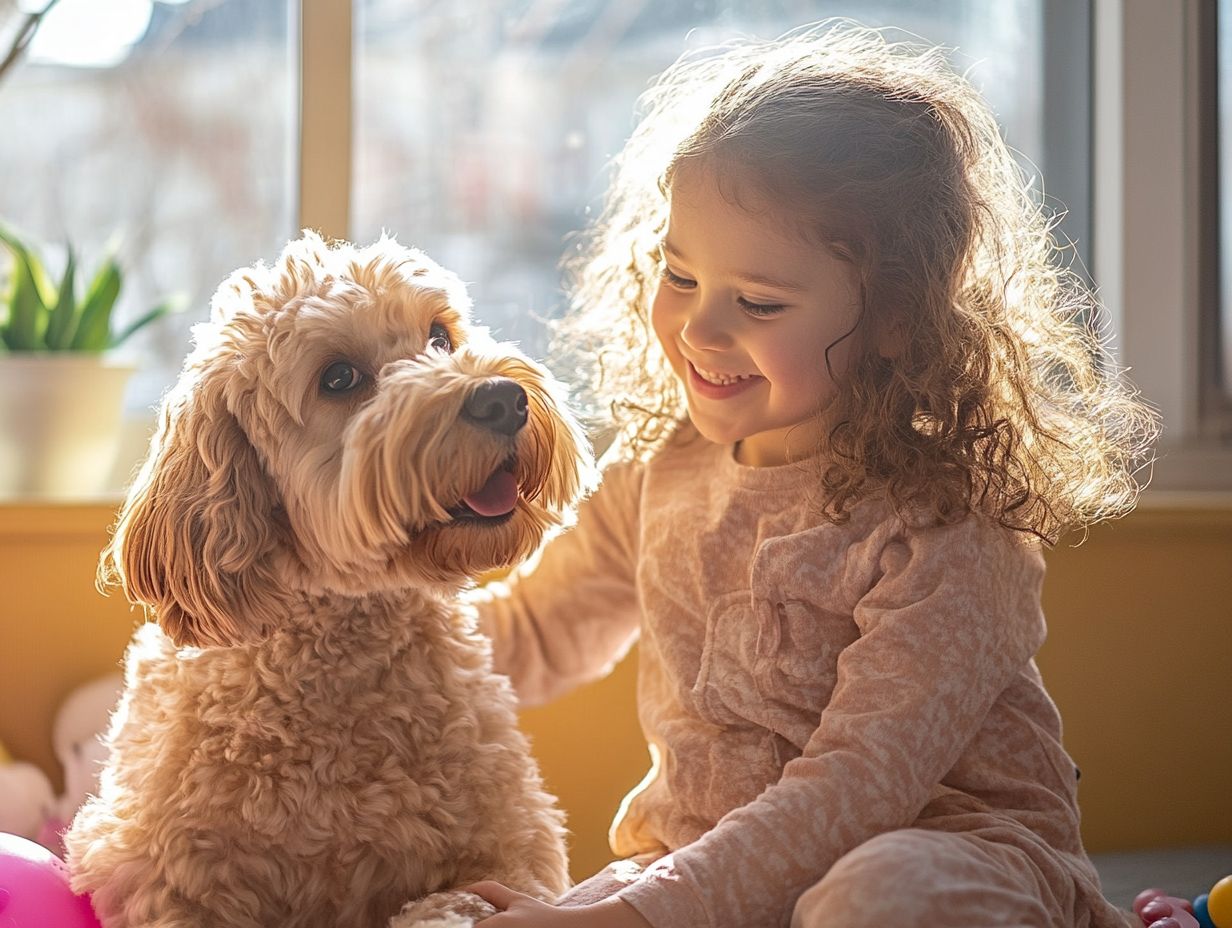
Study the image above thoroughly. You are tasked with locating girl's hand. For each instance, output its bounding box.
[467,882,654,928]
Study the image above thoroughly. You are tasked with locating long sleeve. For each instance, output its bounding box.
[615,513,1048,927]
[467,457,644,707]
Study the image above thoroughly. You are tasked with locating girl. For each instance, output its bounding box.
[466,24,1154,928]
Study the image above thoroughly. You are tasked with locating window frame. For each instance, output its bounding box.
[298,0,352,238]
[1200,0,1232,442]
[1043,0,1093,284]
[1092,0,1232,495]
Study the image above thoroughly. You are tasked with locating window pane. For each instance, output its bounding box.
[1221,0,1232,401]
[0,0,297,409]
[355,0,1050,360]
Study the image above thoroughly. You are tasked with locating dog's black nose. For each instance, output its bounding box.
[462,379,528,435]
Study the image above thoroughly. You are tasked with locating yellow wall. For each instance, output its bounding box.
[0,500,1228,882]
[1034,502,1232,853]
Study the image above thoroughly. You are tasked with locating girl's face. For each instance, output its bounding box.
[651,163,864,467]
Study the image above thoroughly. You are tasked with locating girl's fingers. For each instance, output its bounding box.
[464,881,526,911]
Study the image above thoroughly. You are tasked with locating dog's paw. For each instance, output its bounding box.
[389,890,497,928]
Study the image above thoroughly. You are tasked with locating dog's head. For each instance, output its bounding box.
[104,231,594,647]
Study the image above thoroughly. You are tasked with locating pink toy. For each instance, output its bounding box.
[0,674,121,857]
[1132,889,1200,928]
[0,832,102,927]
[1137,888,1170,917]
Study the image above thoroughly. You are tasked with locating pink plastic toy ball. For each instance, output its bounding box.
[1145,910,1200,928]
[1136,889,1202,927]
[0,832,102,928]
[1143,899,1179,923]
[1137,889,1170,918]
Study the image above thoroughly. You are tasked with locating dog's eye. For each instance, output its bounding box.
[427,322,454,354]
[320,361,364,395]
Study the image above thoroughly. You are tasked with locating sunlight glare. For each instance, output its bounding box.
[24,0,155,69]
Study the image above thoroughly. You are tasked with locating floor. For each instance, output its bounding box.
[1091,845,1232,910]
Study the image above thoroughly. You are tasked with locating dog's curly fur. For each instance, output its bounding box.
[65,232,592,927]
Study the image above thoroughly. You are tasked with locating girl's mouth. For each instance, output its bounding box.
[686,361,764,399]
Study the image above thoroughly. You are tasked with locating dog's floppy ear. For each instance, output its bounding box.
[532,381,595,515]
[100,366,286,648]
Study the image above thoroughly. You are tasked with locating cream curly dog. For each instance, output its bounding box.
[66,232,590,927]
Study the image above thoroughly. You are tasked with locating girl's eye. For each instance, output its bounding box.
[738,297,787,317]
[320,360,364,395]
[659,266,696,290]
[428,321,454,353]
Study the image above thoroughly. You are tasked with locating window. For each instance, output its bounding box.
[1215,0,1232,420]
[0,0,296,408]
[352,0,1073,358]
[31,2,1232,492]
[1093,0,1232,491]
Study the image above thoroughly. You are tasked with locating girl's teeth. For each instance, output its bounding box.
[696,365,752,386]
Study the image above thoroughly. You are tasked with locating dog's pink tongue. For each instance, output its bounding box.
[462,469,519,517]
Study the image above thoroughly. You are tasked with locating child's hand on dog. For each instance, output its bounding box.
[467,882,654,928]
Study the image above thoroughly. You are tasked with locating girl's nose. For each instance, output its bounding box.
[679,295,733,351]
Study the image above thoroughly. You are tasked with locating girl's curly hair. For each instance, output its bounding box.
[556,23,1158,544]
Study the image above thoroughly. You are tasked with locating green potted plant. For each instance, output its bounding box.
[0,224,176,498]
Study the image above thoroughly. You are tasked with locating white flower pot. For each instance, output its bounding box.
[0,354,137,500]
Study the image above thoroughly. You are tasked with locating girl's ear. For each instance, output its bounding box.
[100,370,287,648]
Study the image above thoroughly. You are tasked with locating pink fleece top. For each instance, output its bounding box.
[473,424,1127,927]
